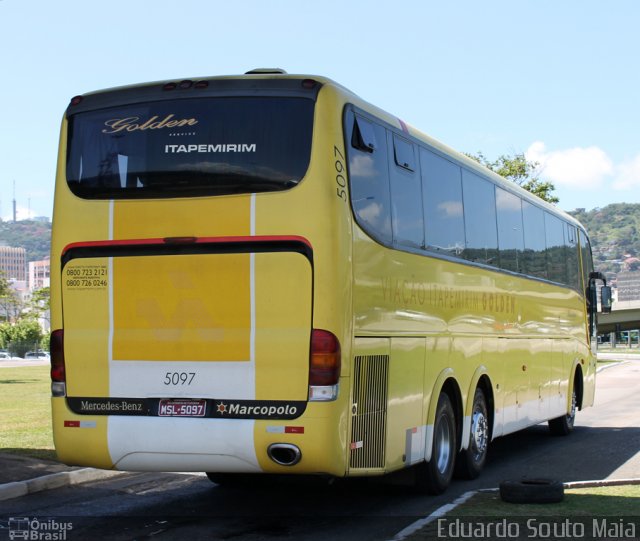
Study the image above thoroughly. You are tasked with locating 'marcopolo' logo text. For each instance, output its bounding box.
[214,401,301,419]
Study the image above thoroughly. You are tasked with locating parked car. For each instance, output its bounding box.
[24,351,50,361]
[0,351,10,360]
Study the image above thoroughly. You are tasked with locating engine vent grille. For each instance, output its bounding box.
[349,354,389,469]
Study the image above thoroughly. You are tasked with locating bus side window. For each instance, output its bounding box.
[579,229,594,296]
[421,148,465,256]
[461,170,499,266]
[389,133,423,249]
[347,113,392,245]
[522,201,547,279]
[545,212,568,285]
[352,115,377,153]
[393,135,415,171]
[565,223,581,291]
[496,187,525,273]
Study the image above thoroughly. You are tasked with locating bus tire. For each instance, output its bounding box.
[455,387,489,479]
[416,393,457,494]
[548,387,577,436]
[499,478,564,504]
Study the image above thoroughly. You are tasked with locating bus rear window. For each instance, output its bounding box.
[66,97,314,198]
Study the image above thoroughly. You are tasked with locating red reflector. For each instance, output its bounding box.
[64,421,80,428]
[69,95,83,106]
[163,82,177,91]
[285,426,305,434]
[194,80,209,89]
[309,329,341,386]
[50,329,65,383]
[302,79,317,89]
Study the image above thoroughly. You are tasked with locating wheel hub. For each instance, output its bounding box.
[435,420,452,474]
[471,411,488,459]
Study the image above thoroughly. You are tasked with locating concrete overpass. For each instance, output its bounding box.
[597,300,640,334]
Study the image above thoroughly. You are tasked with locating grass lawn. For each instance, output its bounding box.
[596,358,620,367]
[0,365,56,460]
[452,485,640,516]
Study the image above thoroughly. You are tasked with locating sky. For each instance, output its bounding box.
[1,0,640,219]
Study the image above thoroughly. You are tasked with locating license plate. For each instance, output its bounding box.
[158,399,206,417]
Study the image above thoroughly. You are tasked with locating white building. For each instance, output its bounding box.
[29,257,50,291]
[26,258,51,333]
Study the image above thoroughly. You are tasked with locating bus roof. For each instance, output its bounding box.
[69,70,586,235]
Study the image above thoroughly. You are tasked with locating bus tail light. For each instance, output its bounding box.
[309,329,340,402]
[50,329,66,397]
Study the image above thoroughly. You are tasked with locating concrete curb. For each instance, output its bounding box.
[0,468,125,502]
[596,359,628,373]
[564,478,640,489]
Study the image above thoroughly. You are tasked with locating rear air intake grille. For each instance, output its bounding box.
[349,354,389,469]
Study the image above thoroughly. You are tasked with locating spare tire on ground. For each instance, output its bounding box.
[499,478,564,504]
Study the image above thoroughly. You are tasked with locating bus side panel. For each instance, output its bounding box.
[550,340,570,418]
[385,337,426,470]
[347,337,389,476]
[581,342,597,408]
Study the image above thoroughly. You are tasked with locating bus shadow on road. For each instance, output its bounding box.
[485,423,640,483]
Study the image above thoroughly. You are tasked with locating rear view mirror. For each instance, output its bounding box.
[600,285,612,314]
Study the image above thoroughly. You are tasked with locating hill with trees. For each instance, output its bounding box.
[0,219,51,262]
[569,204,640,278]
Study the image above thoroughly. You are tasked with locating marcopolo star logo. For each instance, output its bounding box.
[216,402,228,415]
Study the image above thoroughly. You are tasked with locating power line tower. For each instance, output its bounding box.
[12,180,17,223]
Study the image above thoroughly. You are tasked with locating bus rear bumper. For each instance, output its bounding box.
[52,398,347,476]
[108,416,262,472]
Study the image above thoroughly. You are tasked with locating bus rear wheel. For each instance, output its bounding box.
[548,387,577,436]
[455,387,489,479]
[416,392,457,494]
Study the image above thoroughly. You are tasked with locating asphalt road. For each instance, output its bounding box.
[2,361,639,541]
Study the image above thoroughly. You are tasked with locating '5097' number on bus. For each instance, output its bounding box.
[334,146,348,201]
[164,372,196,386]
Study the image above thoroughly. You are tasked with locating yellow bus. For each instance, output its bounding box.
[50,69,611,494]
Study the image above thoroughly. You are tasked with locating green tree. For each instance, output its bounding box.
[26,286,50,325]
[4,318,43,357]
[0,271,8,297]
[466,151,559,204]
[0,271,22,323]
[0,323,11,349]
